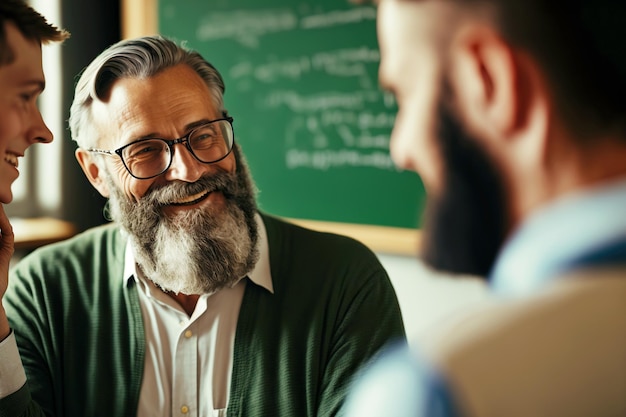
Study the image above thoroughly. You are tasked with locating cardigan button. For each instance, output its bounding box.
[181,405,189,414]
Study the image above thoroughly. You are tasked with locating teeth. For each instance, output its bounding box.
[171,190,209,204]
[4,153,18,167]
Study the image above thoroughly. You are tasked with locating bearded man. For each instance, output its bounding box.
[2,35,405,417]
[345,0,626,416]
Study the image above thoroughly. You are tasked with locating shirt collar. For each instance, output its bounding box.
[490,177,626,296]
[123,212,274,294]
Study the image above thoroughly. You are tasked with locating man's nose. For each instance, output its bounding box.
[29,109,53,144]
[163,142,205,182]
[389,130,418,172]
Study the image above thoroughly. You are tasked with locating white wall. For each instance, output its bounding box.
[376,253,490,344]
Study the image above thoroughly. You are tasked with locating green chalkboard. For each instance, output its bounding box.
[158,0,424,229]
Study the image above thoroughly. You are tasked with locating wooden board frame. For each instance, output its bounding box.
[121,0,420,255]
[121,0,158,38]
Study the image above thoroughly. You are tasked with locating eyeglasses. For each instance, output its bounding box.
[87,117,235,180]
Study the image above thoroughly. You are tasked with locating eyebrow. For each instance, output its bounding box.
[129,118,219,143]
[22,79,45,92]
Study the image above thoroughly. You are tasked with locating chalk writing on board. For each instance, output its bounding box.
[300,8,377,29]
[229,47,379,85]
[264,90,381,113]
[195,6,377,48]
[286,149,394,171]
[196,9,298,48]
[258,88,396,171]
[282,111,393,147]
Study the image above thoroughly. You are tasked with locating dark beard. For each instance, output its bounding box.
[105,145,260,294]
[419,99,508,278]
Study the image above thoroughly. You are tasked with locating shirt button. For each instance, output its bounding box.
[184,330,193,338]
[181,405,189,414]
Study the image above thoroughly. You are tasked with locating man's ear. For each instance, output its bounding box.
[75,148,110,198]
[449,25,530,140]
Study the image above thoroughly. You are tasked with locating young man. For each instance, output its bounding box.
[345,1,626,416]
[0,0,68,413]
[2,35,405,416]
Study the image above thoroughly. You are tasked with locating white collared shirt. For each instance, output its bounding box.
[0,331,27,398]
[128,213,273,417]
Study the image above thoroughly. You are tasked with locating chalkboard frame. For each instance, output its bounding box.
[121,0,420,255]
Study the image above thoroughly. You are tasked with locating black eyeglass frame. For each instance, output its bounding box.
[87,116,235,180]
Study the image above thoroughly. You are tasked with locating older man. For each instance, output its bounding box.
[345,0,626,416]
[2,36,405,416]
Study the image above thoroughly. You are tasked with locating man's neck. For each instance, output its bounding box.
[145,277,201,317]
[509,134,626,232]
[164,291,201,317]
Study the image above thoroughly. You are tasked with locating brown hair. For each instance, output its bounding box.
[0,0,69,65]
[445,0,626,139]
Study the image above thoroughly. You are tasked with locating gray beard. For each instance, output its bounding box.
[104,150,259,294]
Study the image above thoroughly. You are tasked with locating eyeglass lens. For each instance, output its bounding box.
[121,119,233,179]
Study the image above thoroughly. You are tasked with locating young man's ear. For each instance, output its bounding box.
[448,24,527,140]
[75,148,110,198]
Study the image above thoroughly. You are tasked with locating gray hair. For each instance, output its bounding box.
[69,35,226,149]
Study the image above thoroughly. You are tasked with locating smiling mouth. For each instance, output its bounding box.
[4,152,19,168]
[168,190,212,206]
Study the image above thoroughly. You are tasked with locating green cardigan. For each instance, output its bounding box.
[1,213,405,417]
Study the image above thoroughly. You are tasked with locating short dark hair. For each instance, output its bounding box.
[0,0,69,65]
[463,0,626,139]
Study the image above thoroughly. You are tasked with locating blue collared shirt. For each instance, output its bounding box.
[491,177,626,295]
[344,177,626,417]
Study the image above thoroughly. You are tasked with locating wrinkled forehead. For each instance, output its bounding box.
[89,65,220,148]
